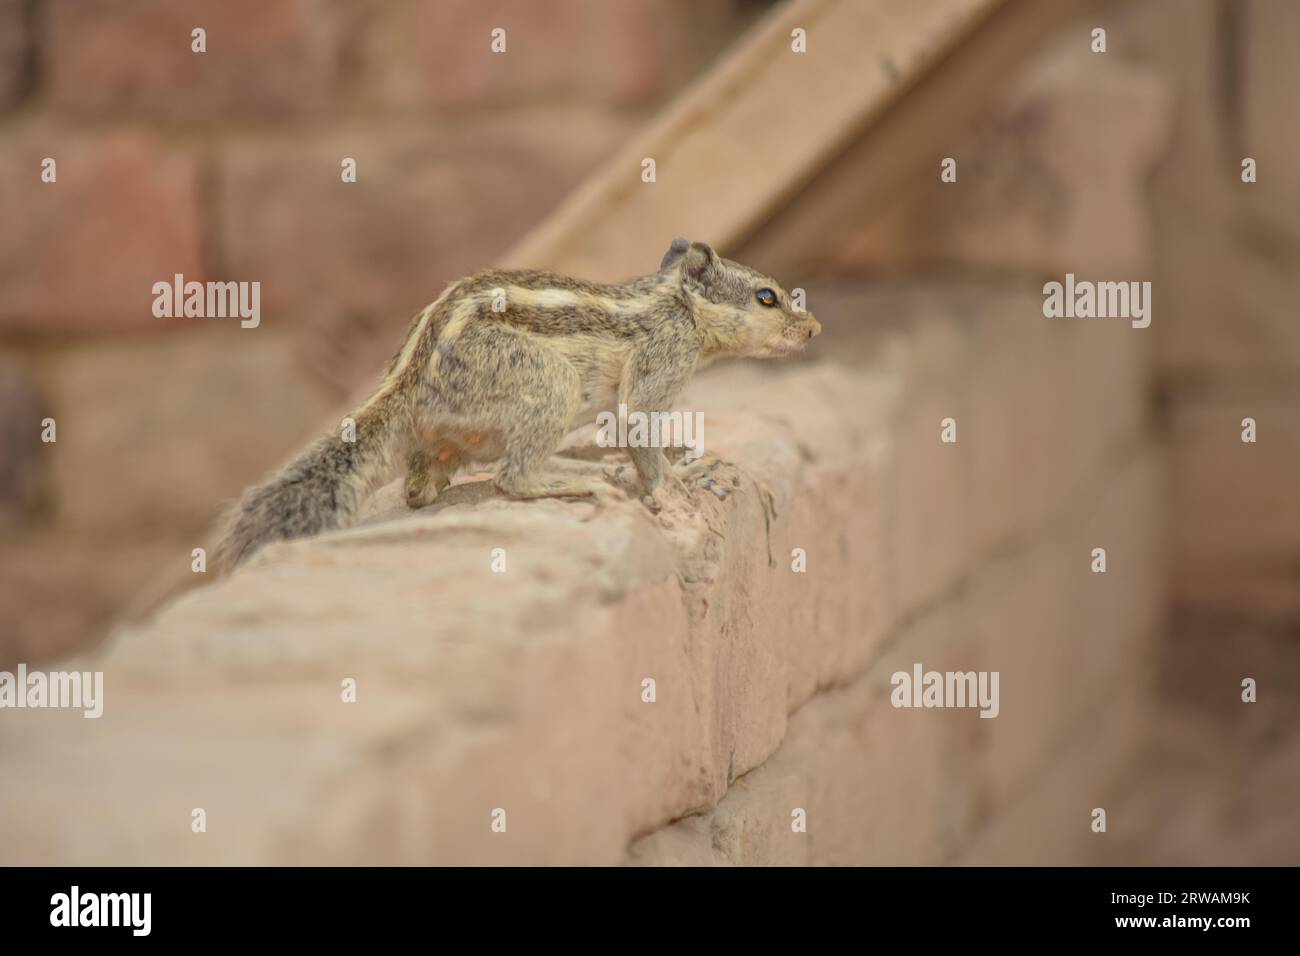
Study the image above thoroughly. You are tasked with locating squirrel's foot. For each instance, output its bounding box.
[672,454,732,500]
[404,472,451,510]
[405,445,459,509]
[673,453,722,480]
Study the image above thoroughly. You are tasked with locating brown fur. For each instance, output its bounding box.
[214,239,821,571]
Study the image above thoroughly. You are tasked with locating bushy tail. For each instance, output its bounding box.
[215,407,407,572]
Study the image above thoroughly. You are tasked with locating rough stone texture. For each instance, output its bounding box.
[630,441,1162,866]
[0,125,205,333]
[0,281,1161,864]
[0,355,890,865]
[45,0,346,118]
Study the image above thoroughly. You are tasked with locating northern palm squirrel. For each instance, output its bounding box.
[216,238,821,570]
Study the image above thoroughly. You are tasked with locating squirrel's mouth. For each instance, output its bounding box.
[762,321,820,357]
[761,339,806,358]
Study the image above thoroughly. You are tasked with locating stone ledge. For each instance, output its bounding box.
[0,341,896,864]
[628,446,1162,865]
[0,281,1156,864]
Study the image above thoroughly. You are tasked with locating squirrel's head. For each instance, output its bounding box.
[661,238,821,359]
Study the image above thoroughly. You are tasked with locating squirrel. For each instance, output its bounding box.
[215,238,821,570]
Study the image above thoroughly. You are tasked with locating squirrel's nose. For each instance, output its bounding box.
[806,315,822,339]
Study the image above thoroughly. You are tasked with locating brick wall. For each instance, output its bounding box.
[0,0,758,665]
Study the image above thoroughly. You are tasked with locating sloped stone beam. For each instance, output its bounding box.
[502,0,1013,279]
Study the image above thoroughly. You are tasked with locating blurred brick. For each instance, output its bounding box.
[0,355,47,527]
[1149,204,1300,377]
[974,450,1163,808]
[886,317,971,619]
[1170,393,1300,581]
[0,0,28,111]
[0,126,204,333]
[46,0,345,118]
[1111,0,1224,166]
[632,628,967,866]
[967,289,1072,555]
[633,449,1164,867]
[358,0,674,109]
[0,533,187,669]
[829,42,1170,276]
[43,332,336,534]
[956,687,1150,865]
[218,112,630,332]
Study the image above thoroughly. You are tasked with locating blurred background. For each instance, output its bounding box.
[1,0,1297,864]
[0,0,770,661]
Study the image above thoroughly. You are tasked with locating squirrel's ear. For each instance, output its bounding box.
[660,236,691,271]
[681,241,719,284]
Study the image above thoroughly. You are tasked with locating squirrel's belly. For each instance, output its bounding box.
[567,347,625,427]
[572,384,619,430]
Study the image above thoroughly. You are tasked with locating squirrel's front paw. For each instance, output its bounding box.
[673,453,722,479]
[640,473,687,512]
[673,454,733,499]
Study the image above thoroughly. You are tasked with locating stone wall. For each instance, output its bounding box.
[759,0,1300,861]
[3,0,1295,866]
[0,280,1162,864]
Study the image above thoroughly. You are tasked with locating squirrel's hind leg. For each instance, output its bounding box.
[404,444,460,509]
[491,348,606,501]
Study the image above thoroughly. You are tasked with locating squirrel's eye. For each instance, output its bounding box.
[755,288,778,307]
